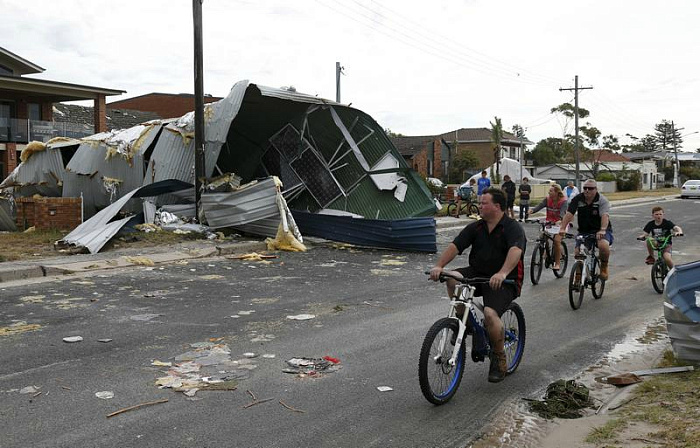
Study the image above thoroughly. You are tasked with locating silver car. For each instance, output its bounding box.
[680,179,700,198]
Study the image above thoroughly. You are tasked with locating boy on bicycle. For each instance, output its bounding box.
[454,178,476,218]
[638,206,683,267]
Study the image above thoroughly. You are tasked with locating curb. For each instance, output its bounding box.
[0,240,269,284]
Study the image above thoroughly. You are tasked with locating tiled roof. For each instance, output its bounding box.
[53,103,162,131]
[390,127,527,157]
[389,135,435,156]
[437,127,520,142]
[588,149,631,162]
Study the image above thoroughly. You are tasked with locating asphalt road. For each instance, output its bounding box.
[1,198,698,448]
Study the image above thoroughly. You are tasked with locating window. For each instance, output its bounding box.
[28,103,42,121]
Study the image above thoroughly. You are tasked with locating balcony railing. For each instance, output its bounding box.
[0,118,94,143]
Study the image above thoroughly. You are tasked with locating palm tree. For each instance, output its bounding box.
[490,116,504,183]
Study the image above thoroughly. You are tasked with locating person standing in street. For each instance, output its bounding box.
[565,180,579,203]
[518,177,531,221]
[501,175,516,219]
[429,187,526,383]
[559,179,613,280]
[477,170,491,200]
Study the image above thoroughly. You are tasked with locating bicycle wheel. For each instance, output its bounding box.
[501,302,526,374]
[447,203,458,217]
[591,258,606,299]
[568,261,584,310]
[418,318,466,405]
[553,241,569,279]
[530,243,544,285]
[468,203,479,217]
[651,260,667,294]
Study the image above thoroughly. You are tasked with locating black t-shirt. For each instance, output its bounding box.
[566,192,612,234]
[518,184,531,201]
[502,180,516,200]
[452,215,526,286]
[643,219,676,244]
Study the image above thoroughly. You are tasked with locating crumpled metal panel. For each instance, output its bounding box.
[663,260,700,362]
[0,141,75,197]
[144,81,248,189]
[0,197,16,231]
[63,124,163,217]
[58,179,192,253]
[200,177,279,229]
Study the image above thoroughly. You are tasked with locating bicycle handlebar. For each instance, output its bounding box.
[424,271,515,285]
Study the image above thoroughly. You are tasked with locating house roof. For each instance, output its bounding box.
[53,103,162,131]
[587,149,631,163]
[390,127,533,157]
[0,46,44,75]
[0,74,124,102]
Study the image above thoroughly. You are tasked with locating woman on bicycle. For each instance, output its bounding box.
[530,184,568,270]
[638,206,683,267]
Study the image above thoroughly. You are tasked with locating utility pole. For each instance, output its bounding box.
[193,0,206,222]
[335,62,344,103]
[560,75,593,189]
[672,121,679,188]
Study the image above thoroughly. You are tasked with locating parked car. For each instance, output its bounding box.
[680,179,700,198]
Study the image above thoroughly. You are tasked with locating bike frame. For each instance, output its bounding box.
[438,282,483,367]
[645,235,672,264]
[576,235,598,281]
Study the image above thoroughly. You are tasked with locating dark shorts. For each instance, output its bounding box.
[575,230,614,248]
[506,198,515,208]
[454,267,516,316]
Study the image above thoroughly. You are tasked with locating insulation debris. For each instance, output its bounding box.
[20,141,47,163]
[283,357,342,376]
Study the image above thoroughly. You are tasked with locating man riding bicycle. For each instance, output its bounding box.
[530,183,568,270]
[639,206,683,268]
[429,188,526,383]
[558,179,613,280]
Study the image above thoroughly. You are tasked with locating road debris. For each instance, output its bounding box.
[283,357,341,376]
[124,256,155,266]
[377,386,393,392]
[95,391,114,399]
[525,379,595,419]
[286,314,316,320]
[98,339,113,343]
[20,386,40,394]
[62,336,83,343]
[279,399,306,413]
[227,252,278,262]
[106,398,168,418]
[0,321,41,336]
[242,390,274,409]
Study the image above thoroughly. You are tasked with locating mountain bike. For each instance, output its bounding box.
[568,234,605,310]
[446,197,479,218]
[419,272,526,405]
[526,219,569,284]
[637,234,682,294]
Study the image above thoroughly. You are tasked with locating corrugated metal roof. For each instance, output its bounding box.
[0,197,16,231]
[0,141,70,197]
[200,177,279,229]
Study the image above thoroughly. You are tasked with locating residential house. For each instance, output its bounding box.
[108,92,223,120]
[0,47,124,178]
[53,103,161,132]
[391,127,531,183]
[534,149,659,190]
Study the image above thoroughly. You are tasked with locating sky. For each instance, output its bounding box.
[3,0,700,151]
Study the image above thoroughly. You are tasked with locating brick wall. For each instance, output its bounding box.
[16,197,82,231]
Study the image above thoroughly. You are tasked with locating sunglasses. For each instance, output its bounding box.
[583,186,596,191]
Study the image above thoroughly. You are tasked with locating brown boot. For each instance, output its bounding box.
[488,350,507,383]
[600,261,609,280]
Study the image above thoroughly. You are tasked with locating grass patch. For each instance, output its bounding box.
[0,229,66,261]
[584,418,627,444]
[588,350,700,448]
[605,187,679,201]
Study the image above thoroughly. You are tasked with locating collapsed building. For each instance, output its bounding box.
[0,81,438,252]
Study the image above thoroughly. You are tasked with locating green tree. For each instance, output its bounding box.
[654,120,682,151]
[602,134,620,152]
[550,103,590,136]
[384,128,403,138]
[622,133,657,152]
[579,123,601,148]
[450,150,479,183]
[530,137,568,166]
[490,116,504,183]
